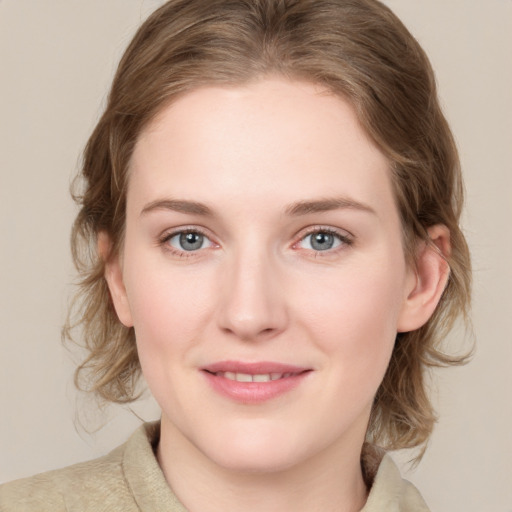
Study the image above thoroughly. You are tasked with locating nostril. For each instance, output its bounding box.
[216,269,288,340]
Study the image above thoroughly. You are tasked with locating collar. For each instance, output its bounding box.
[122,422,429,511]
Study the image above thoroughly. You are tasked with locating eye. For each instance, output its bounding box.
[297,229,350,252]
[166,230,213,252]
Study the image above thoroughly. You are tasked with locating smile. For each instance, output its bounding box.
[202,361,312,403]
[211,371,297,382]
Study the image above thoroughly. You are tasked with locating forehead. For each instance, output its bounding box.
[128,78,395,219]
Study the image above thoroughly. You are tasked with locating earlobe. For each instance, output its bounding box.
[397,225,451,333]
[98,232,134,328]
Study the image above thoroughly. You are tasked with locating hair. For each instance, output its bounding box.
[64,0,471,455]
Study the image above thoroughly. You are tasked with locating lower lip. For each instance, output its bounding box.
[202,371,311,403]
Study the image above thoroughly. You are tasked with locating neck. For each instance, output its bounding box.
[157,417,369,512]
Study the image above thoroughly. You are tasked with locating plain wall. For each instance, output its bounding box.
[1,1,511,510]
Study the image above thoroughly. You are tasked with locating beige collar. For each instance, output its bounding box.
[122,422,429,512]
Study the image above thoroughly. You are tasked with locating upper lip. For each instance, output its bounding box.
[202,360,310,375]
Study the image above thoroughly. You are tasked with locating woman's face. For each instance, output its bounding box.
[109,78,418,473]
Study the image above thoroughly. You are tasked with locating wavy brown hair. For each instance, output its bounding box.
[64,0,471,454]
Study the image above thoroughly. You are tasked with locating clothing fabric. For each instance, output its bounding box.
[0,422,430,511]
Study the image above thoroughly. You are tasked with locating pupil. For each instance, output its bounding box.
[311,232,334,251]
[180,232,203,251]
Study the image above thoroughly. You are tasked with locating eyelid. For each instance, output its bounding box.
[157,224,353,257]
[292,225,354,252]
[158,225,218,256]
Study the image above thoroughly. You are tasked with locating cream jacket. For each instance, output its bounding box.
[0,422,430,511]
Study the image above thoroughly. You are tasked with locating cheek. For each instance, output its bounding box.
[123,263,219,417]
[122,256,215,370]
[295,256,406,378]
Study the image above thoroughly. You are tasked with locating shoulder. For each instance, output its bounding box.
[0,421,185,512]
[0,426,149,512]
[362,450,431,512]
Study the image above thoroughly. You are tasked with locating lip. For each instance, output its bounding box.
[201,360,312,404]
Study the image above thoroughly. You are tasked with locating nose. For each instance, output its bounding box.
[216,248,288,341]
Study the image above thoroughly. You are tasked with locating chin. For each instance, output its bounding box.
[194,422,314,474]
[206,445,304,475]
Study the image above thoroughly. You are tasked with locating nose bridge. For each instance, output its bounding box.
[217,241,287,340]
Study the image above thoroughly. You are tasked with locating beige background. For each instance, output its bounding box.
[1,1,511,510]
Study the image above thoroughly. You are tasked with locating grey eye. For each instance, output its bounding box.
[300,231,343,251]
[169,231,209,251]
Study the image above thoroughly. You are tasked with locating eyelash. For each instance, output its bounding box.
[293,226,353,256]
[158,226,353,258]
[158,227,215,258]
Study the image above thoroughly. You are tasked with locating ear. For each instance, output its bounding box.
[98,231,134,328]
[397,225,451,333]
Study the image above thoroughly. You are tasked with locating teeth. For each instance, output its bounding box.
[219,372,287,382]
[253,374,271,382]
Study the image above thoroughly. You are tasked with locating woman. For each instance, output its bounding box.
[0,0,471,510]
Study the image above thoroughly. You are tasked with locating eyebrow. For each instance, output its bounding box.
[140,199,213,217]
[284,197,376,216]
[140,196,376,218]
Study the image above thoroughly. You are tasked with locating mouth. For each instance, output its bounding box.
[206,371,300,382]
[201,361,312,403]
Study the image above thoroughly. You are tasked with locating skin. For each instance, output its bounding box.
[104,78,449,512]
